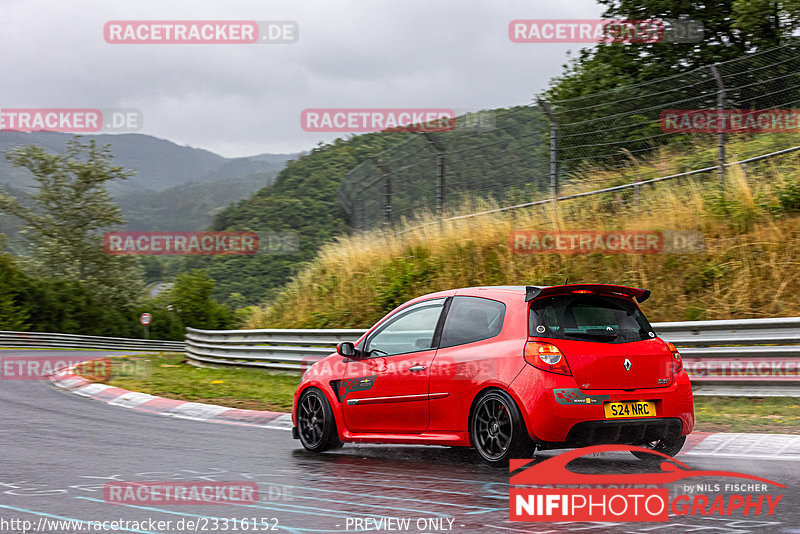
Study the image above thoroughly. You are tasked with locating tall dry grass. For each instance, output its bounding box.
[247,149,800,329]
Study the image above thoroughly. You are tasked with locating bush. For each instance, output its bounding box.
[777,178,800,212]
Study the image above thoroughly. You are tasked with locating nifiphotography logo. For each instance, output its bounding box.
[509,444,785,522]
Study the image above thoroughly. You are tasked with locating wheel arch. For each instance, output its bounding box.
[467,385,533,446]
[295,382,343,435]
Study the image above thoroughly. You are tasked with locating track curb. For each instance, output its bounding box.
[48,360,293,431]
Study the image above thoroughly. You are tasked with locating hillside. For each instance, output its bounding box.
[0,132,294,193]
[201,106,546,305]
[116,172,280,232]
[245,139,800,328]
[188,133,415,305]
[0,132,295,250]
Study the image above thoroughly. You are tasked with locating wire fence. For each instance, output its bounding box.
[339,42,800,231]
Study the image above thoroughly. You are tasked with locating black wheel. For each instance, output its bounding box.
[470,390,532,467]
[631,435,686,461]
[297,387,342,452]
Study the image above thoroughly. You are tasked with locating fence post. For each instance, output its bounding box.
[356,187,365,230]
[375,157,391,227]
[537,98,559,202]
[436,153,445,218]
[710,64,726,188]
[423,133,446,220]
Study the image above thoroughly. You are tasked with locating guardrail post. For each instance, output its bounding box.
[710,64,726,188]
[537,98,559,202]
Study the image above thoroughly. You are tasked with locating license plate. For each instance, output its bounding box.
[603,401,656,418]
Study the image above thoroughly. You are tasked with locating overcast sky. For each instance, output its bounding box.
[1,0,603,158]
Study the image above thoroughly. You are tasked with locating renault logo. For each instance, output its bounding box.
[623,358,632,371]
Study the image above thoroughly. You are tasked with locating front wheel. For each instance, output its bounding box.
[297,387,342,452]
[470,390,533,467]
[631,435,686,461]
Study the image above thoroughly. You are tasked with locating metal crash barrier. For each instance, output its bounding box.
[185,318,800,396]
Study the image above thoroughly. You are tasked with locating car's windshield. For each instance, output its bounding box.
[529,294,655,344]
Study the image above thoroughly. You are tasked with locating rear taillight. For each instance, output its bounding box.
[525,341,572,376]
[666,341,683,373]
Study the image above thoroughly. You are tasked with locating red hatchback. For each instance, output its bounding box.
[291,284,695,466]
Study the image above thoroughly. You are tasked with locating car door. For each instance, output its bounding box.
[428,296,511,432]
[341,298,446,434]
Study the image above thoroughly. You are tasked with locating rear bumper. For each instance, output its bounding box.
[539,417,683,449]
[508,365,695,444]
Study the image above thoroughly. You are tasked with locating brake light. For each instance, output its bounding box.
[572,290,593,294]
[666,341,683,373]
[525,342,572,376]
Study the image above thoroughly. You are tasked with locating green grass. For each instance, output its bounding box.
[91,353,300,411]
[693,396,800,434]
[82,354,800,433]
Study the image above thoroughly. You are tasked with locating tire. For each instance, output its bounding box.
[296,387,342,452]
[469,390,533,467]
[631,435,686,461]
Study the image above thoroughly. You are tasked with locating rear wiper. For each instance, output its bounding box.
[565,330,619,341]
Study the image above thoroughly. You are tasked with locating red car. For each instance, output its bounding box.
[291,284,694,466]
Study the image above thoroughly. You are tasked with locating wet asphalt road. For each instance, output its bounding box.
[1,349,798,534]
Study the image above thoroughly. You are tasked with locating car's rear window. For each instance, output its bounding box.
[529,294,655,344]
[440,296,506,348]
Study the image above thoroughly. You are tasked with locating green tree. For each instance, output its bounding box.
[0,253,29,330]
[0,137,144,308]
[545,0,800,103]
[168,269,234,330]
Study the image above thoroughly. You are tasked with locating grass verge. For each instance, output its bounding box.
[693,396,800,434]
[82,354,800,433]
[90,353,299,412]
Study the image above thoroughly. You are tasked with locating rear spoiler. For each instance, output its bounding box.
[525,284,651,303]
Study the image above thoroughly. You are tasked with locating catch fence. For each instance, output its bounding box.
[339,43,800,230]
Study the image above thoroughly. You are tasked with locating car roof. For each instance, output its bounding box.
[412,284,650,304]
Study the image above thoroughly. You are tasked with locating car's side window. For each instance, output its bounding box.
[366,299,446,356]
[439,296,506,348]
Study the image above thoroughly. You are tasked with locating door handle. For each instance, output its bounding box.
[409,365,426,372]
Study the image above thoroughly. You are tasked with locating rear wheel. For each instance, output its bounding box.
[631,435,686,461]
[297,388,342,452]
[470,390,532,467]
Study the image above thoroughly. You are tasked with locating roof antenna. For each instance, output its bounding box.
[564,277,569,285]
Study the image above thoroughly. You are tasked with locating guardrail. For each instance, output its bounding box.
[654,317,800,396]
[0,331,184,352]
[185,327,364,372]
[186,317,800,397]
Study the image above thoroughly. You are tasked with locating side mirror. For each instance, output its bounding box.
[336,342,358,358]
